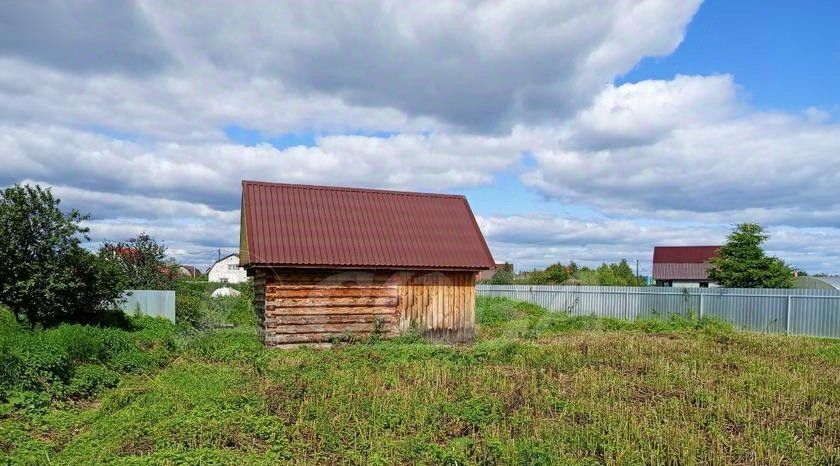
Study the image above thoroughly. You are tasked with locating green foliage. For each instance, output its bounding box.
[0,306,179,404]
[174,280,256,329]
[543,262,571,283]
[67,365,120,399]
[708,223,794,288]
[572,259,641,286]
[175,289,204,327]
[489,267,514,284]
[100,233,178,290]
[223,282,257,327]
[187,330,265,365]
[0,184,126,327]
[512,259,642,286]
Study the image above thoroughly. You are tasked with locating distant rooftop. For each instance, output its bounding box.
[653,246,720,264]
[652,245,720,281]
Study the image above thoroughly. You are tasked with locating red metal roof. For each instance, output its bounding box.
[652,263,713,281]
[240,181,495,270]
[653,246,720,264]
[652,246,720,281]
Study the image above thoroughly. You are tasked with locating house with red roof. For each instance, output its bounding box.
[652,246,720,287]
[239,181,494,346]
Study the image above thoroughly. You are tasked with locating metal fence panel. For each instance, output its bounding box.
[476,285,840,339]
[120,290,176,322]
[789,296,840,338]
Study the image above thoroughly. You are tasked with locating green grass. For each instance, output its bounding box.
[1,297,838,465]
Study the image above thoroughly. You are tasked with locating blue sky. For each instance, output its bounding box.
[622,1,839,113]
[2,1,839,274]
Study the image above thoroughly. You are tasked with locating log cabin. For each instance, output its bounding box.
[239,181,495,347]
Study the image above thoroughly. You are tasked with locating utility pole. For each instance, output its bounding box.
[635,259,640,285]
[218,248,221,261]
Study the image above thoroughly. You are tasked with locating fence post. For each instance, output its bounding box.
[785,295,792,335]
[699,293,704,319]
[624,291,629,319]
[563,288,568,313]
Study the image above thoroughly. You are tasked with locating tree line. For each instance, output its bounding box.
[486,259,644,286]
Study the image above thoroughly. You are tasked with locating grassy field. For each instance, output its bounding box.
[1,296,838,465]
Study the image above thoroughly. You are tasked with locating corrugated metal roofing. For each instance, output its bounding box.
[653,246,720,264]
[795,276,840,290]
[815,276,840,289]
[240,181,495,270]
[652,262,712,281]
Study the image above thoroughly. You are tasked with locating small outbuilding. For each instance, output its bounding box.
[239,181,494,346]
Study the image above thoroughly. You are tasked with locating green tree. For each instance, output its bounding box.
[574,267,599,285]
[543,262,571,284]
[568,260,640,286]
[489,268,514,285]
[595,263,621,285]
[708,223,794,288]
[0,184,126,326]
[100,233,177,290]
[610,259,641,286]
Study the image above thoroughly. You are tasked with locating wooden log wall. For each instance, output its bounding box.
[252,269,266,329]
[258,269,476,346]
[262,270,401,346]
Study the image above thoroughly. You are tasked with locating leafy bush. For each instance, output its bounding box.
[10,343,73,394]
[67,365,120,399]
[226,283,256,327]
[100,233,178,290]
[0,307,179,404]
[489,268,514,284]
[176,291,204,327]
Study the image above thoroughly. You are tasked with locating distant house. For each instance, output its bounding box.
[652,246,720,287]
[207,254,248,284]
[178,265,202,279]
[239,181,494,346]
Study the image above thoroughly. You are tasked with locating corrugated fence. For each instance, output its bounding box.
[477,285,840,339]
[120,290,176,322]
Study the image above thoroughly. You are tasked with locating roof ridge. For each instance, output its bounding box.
[654,245,721,248]
[242,180,467,199]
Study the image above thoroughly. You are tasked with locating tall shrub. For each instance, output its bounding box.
[100,233,177,290]
[0,184,126,327]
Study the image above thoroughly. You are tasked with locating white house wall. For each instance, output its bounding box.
[208,255,248,283]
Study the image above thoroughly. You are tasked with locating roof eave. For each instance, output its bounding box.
[242,263,491,272]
